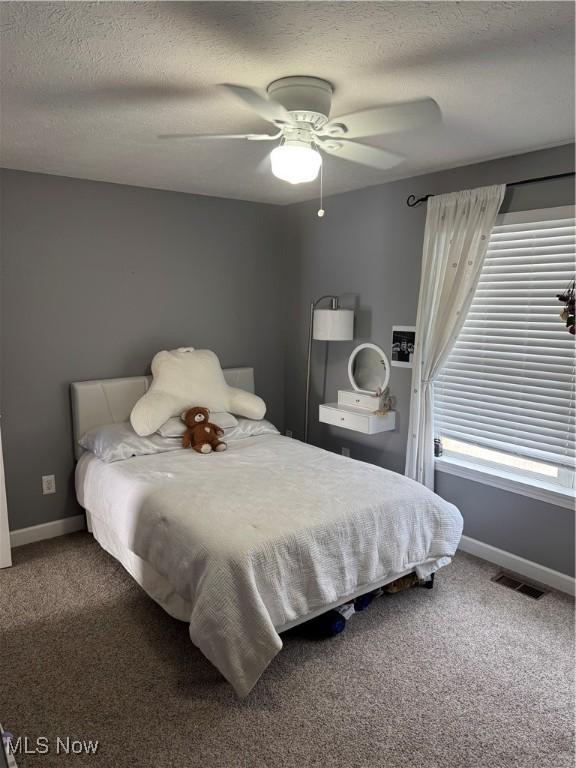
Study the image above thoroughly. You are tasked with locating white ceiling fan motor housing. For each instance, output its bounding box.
[267,76,333,129]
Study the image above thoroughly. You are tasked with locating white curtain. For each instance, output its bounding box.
[405,184,506,489]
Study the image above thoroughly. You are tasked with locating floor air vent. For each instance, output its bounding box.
[492,572,547,600]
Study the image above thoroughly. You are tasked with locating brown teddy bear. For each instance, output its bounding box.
[181,406,227,454]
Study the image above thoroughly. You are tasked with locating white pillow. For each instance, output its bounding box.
[79,422,182,463]
[228,387,266,421]
[157,412,238,438]
[130,348,266,436]
[226,418,279,441]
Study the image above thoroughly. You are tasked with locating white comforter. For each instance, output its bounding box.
[77,433,463,696]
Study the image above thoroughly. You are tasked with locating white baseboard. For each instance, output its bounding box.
[459,535,575,597]
[10,514,86,548]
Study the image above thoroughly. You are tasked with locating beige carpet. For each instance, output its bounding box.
[1,533,573,768]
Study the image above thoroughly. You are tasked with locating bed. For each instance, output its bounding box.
[72,369,463,696]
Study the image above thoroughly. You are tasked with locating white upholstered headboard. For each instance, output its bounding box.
[71,367,255,460]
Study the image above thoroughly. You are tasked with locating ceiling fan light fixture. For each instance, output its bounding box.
[270,141,322,184]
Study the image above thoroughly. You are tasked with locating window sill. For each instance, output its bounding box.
[435,456,575,511]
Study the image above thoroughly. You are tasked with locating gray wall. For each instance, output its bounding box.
[282,143,575,576]
[435,473,575,577]
[2,145,574,577]
[0,169,285,530]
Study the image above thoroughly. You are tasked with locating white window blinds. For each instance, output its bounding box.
[435,205,575,471]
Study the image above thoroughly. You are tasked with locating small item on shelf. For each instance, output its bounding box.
[434,436,443,457]
[557,279,575,335]
[374,386,393,415]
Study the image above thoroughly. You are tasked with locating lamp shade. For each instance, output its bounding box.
[270,142,322,184]
[313,308,354,341]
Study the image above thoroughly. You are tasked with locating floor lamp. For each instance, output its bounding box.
[305,296,354,443]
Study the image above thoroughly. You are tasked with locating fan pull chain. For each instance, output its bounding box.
[317,160,325,218]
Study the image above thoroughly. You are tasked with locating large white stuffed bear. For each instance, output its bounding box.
[130,348,266,436]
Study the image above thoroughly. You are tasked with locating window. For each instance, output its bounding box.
[434,205,575,496]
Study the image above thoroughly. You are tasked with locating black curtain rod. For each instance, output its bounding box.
[406,171,575,208]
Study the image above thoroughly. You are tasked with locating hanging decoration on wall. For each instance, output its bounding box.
[391,326,416,367]
[557,279,575,335]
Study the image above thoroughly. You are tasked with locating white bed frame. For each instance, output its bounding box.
[71,367,255,460]
[71,368,425,634]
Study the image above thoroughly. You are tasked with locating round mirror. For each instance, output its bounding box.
[348,343,390,395]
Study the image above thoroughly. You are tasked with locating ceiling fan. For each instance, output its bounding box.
[159,76,441,185]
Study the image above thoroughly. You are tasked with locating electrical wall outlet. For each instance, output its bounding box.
[42,475,56,495]
[285,429,293,438]
[341,447,351,458]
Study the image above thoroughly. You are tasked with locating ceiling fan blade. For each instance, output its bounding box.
[158,132,279,141]
[322,98,441,139]
[318,139,404,170]
[221,84,293,126]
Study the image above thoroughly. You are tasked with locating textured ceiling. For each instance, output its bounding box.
[0,2,574,204]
